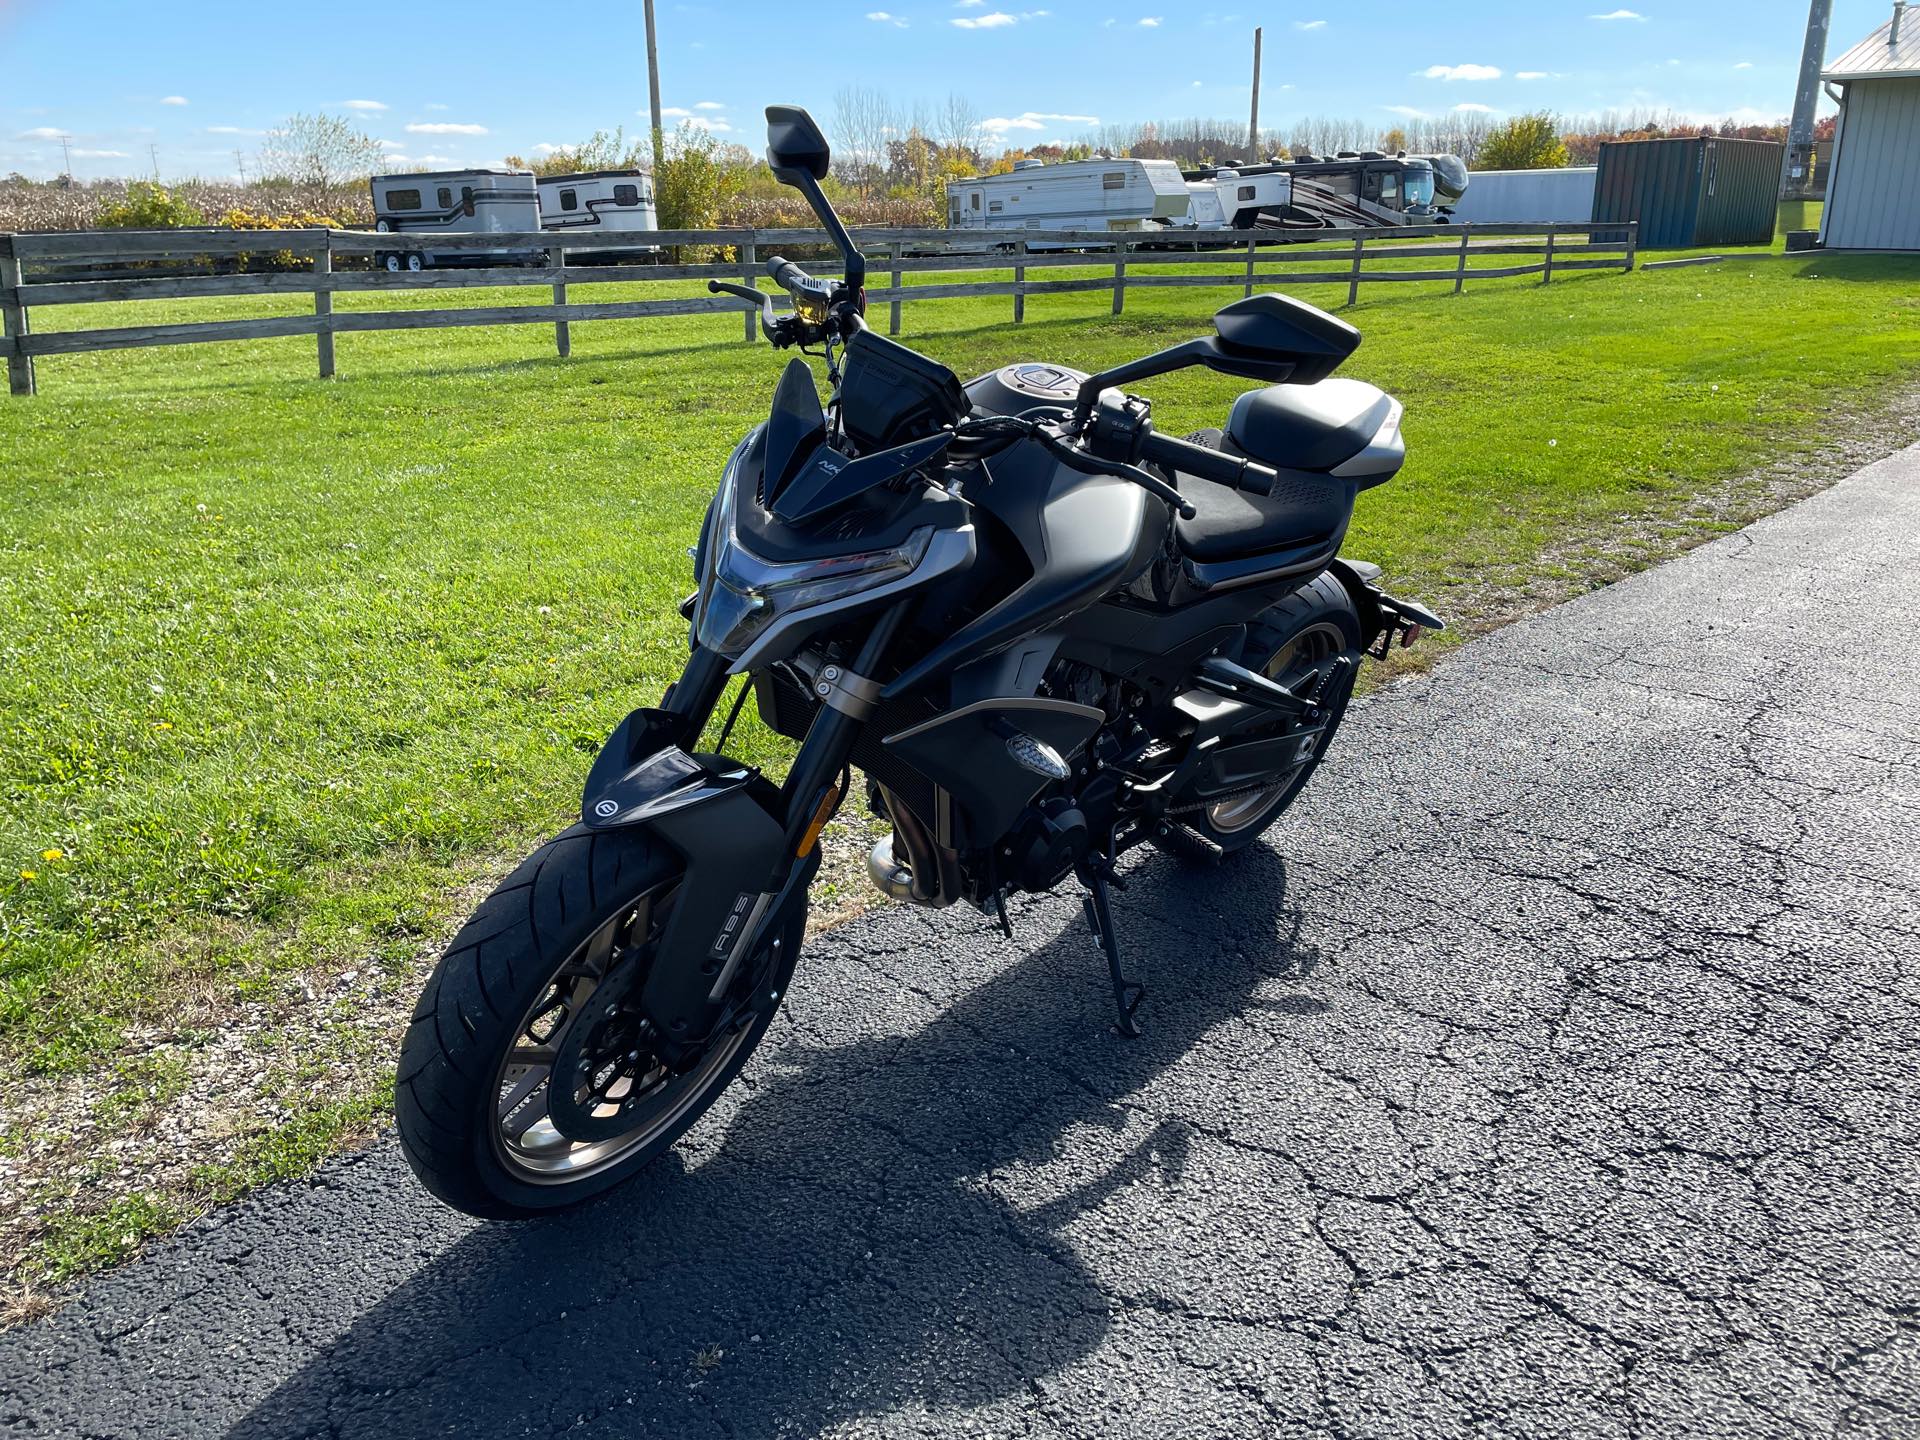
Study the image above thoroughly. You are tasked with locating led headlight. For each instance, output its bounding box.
[694,451,932,659]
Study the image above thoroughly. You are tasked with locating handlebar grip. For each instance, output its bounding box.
[1141,431,1280,498]
[765,254,810,291]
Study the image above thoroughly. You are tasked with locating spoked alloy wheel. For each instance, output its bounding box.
[1203,619,1349,835]
[1159,570,1362,856]
[491,883,756,1184]
[396,824,800,1218]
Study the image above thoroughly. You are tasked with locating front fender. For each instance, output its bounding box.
[579,707,788,1050]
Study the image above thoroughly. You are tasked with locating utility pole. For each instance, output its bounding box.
[642,0,665,166]
[235,149,246,182]
[1782,0,1832,196]
[58,133,72,178]
[148,143,161,181]
[1247,26,1264,160]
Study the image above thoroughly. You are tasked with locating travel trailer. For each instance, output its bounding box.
[1446,166,1598,225]
[1184,169,1293,230]
[536,169,660,260]
[946,158,1193,246]
[368,168,543,271]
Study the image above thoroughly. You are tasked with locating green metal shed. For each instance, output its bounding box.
[1591,136,1784,248]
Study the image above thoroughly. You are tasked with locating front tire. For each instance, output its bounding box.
[395,824,799,1218]
[1157,570,1362,857]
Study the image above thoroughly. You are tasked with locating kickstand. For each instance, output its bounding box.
[991,889,1014,940]
[1077,861,1146,1038]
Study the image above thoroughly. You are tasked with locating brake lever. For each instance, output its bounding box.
[707,280,780,332]
[1037,428,1196,519]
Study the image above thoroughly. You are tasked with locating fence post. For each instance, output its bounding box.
[1112,238,1127,315]
[0,236,34,398]
[741,234,757,343]
[1346,234,1364,307]
[1541,227,1556,284]
[1244,234,1256,298]
[551,245,571,359]
[1012,237,1026,324]
[889,241,903,337]
[1623,221,1638,273]
[1453,227,1470,296]
[314,237,336,378]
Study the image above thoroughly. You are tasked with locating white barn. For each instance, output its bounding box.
[1820,2,1920,251]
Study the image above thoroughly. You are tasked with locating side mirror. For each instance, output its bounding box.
[1190,335,1295,383]
[766,105,831,184]
[1211,294,1360,380]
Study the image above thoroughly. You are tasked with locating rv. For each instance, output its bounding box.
[1190,152,1469,231]
[946,158,1193,246]
[536,169,660,261]
[368,168,542,271]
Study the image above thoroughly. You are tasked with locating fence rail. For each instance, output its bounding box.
[0,221,1636,397]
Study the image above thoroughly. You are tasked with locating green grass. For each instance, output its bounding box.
[1,252,1916,1235]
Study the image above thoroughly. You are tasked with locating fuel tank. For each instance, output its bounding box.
[965,362,1090,418]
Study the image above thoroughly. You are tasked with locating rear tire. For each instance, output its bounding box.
[395,824,798,1219]
[1155,570,1361,858]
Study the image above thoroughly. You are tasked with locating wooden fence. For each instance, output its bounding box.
[0,221,1636,398]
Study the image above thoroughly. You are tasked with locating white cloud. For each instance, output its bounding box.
[694,100,725,109]
[956,0,988,5]
[72,147,129,158]
[686,115,734,133]
[416,153,454,165]
[342,99,388,111]
[659,106,694,117]
[981,110,1099,135]
[952,10,1017,25]
[533,142,565,154]
[423,102,450,111]
[1589,8,1644,19]
[1382,105,1427,117]
[1420,63,1500,81]
[1515,70,1553,79]
[19,126,70,140]
[205,125,265,135]
[1453,102,1496,113]
[159,95,188,106]
[1192,79,1203,86]
[1138,14,1161,23]
[868,9,908,21]
[406,121,488,135]
[1733,60,1753,69]
[1294,18,1325,29]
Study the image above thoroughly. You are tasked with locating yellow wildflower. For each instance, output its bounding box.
[19,870,36,881]
[41,848,63,862]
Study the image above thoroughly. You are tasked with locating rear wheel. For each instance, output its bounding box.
[1158,570,1361,857]
[395,824,799,1218]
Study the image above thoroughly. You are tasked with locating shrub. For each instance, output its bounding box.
[96,182,205,229]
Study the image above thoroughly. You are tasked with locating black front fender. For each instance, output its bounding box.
[579,707,788,1051]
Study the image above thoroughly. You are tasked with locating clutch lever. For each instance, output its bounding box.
[707,280,781,332]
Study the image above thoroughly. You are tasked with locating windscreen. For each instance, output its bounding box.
[1402,163,1436,208]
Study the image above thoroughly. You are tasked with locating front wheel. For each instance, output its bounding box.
[395,824,799,1218]
[1157,570,1362,857]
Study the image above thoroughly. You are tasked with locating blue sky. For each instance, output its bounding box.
[0,0,1893,179]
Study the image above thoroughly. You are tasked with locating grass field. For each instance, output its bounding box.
[2,246,1917,1300]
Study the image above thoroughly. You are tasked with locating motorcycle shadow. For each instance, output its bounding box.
[232,848,1323,1439]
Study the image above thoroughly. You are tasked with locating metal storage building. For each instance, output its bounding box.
[1820,2,1920,251]
[1591,136,1784,248]
[1446,167,1597,224]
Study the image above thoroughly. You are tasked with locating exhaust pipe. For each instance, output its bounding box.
[867,834,917,901]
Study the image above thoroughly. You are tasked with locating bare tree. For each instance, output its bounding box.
[257,113,386,201]
[832,85,895,195]
[936,92,982,157]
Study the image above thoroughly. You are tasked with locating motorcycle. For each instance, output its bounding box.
[396,106,1444,1218]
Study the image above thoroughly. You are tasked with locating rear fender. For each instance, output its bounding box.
[1328,558,1446,652]
[579,707,787,1052]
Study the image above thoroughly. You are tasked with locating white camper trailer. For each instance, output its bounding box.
[945,158,1193,246]
[1184,169,1293,231]
[369,168,542,270]
[1445,166,1598,225]
[537,169,660,260]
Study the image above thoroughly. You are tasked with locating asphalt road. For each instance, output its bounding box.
[5,444,1919,1440]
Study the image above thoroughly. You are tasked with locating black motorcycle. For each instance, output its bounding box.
[396,106,1443,1218]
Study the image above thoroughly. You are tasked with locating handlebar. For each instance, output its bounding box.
[765,254,811,291]
[1140,430,1281,499]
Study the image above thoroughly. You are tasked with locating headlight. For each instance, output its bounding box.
[694,452,932,659]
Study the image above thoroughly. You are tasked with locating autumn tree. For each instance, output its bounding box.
[1474,113,1570,171]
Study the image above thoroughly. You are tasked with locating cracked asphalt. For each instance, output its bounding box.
[5,443,1920,1439]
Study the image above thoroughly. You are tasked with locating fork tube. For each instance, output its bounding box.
[662,646,732,734]
[779,599,914,851]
